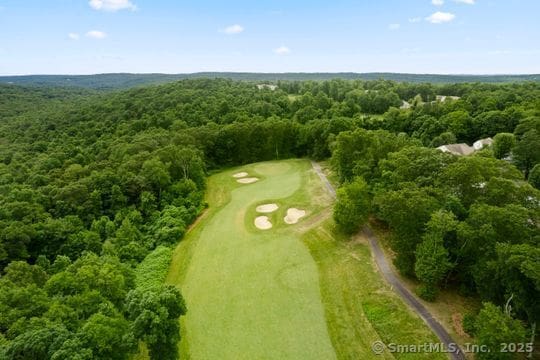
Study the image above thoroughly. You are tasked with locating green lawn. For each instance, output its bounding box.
[303,222,446,360]
[167,159,447,359]
[167,159,336,359]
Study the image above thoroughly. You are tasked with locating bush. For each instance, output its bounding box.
[462,313,477,336]
[416,284,437,302]
[135,246,173,291]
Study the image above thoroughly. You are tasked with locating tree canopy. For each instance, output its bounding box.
[0,78,539,358]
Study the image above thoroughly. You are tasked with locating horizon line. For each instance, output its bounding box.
[1,71,539,77]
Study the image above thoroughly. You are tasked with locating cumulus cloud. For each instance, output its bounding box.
[68,33,80,40]
[426,11,456,23]
[89,0,136,12]
[432,0,444,5]
[454,0,475,4]
[274,46,291,55]
[222,24,244,35]
[86,30,107,39]
[388,23,401,30]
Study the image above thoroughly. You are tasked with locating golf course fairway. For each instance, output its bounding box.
[166,159,445,360]
[167,159,336,359]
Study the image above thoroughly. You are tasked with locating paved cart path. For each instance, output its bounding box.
[311,161,465,360]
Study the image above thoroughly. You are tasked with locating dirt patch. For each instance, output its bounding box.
[237,177,259,184]
[284,208,306,224]
[255,216,272,230]
[452,313,467,337]
[256,204,279,213]
[233,172,248,178]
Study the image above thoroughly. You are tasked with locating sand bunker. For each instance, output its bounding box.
[255,216,273,230]
[256,204,279,213]
[237,177,259,184]
[284,208,306,224]
[233,172,248,178]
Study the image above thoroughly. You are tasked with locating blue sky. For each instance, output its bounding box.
[1,0,539,75]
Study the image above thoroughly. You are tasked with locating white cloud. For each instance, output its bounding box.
[432,0,444,6]
[86,30,107,39]
[68,33,80,40]
[408,17,422,23]
[222,24,244,35]
[388,23,401,30]
[89,0,136,12]
[454,0,475,4]
[426,11,456,24]
[274,46,291,55]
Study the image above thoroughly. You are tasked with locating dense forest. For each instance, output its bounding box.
[1,72,539,90]
[0,78,539,359]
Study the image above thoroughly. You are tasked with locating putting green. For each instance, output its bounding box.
[167,159,336,359]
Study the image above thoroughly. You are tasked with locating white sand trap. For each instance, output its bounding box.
[233,172,248,178]
[284,208,307,224]
[256,204,279,213]
[237,177,259,184]
[255,216,273,230]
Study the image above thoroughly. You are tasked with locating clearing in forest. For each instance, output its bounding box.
[167,160,336,359]
[167,159,444,360]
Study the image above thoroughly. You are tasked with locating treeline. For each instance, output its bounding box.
[332,126,539,355]
[0,78,539,359]
[0,133,203,357]
[1,72,539,90]
[0,84,92,118]
[0,85,211,359]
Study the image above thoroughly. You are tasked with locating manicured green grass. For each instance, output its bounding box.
[370,223,480,355]
[167,159,447,360]
[303,221,447,360]
[167,159,336,359]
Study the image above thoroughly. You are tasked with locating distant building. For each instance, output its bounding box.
[436,95,461,102]
[257,84,278,91]
[437,143,475,156]
[400,100,411,109]
[437,137,493,156]
[473,137,493,150]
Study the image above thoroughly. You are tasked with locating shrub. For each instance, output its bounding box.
[135,246,173,291]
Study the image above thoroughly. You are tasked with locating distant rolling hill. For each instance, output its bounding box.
[1,72,539,90]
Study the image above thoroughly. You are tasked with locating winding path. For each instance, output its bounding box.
[311,161,465,360]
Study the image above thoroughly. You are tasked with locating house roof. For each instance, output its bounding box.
[436,95,461,102]
[257,84,278,90]
[437,143,475,156]
[473,137,493,150]
[400,100,411,109]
